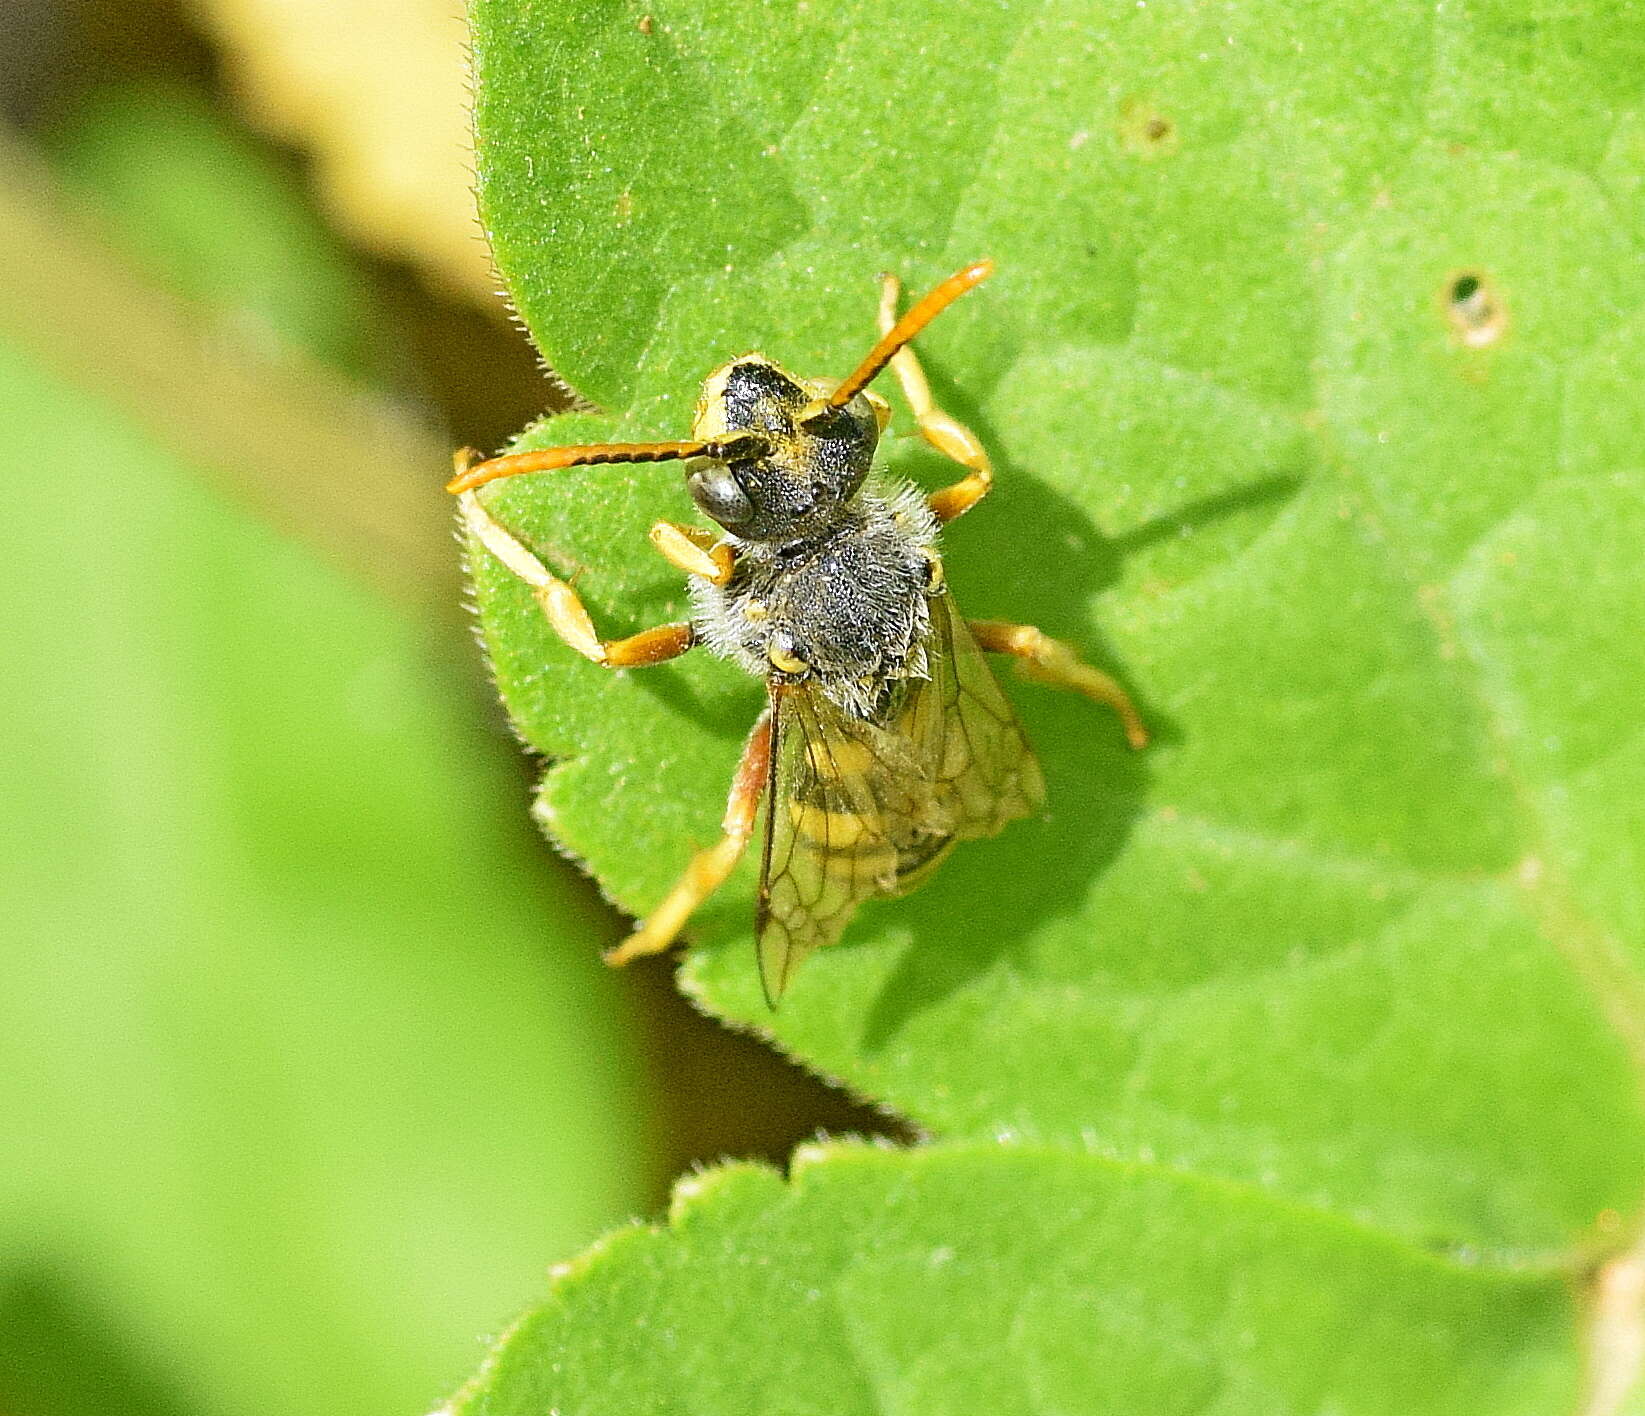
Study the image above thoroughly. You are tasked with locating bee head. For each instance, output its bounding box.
[685,355,888,542]
[442,263,995,549]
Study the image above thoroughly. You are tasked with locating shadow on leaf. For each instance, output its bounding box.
[854,436,1302,1052]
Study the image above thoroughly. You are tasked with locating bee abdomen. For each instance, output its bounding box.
[887,833,956,895]
[787,801,900,886]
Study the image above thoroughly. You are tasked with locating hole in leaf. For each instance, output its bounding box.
[1443,269,1507,348]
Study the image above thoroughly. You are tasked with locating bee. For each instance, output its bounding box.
[450,261,1147,1004]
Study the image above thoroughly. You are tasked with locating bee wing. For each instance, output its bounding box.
[901,588,1046,841]
[756,684,940,1004]
[753,593,1044,1005]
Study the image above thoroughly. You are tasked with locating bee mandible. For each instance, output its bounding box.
[450,262,1148,1003]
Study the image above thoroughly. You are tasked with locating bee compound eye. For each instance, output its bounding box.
[687,464,754,527]
[767,631,809,675]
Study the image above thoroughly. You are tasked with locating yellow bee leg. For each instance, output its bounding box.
[877,273,994,524]
[603,622,698,667]
[648,520,736,585]
[969,619,1149,750]
[606,711,775,966]
[459,488,695,668]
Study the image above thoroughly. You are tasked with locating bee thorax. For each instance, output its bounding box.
[690,479,941,719]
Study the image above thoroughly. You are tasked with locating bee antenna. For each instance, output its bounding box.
[446,433,766,494]
[826,259,994,409]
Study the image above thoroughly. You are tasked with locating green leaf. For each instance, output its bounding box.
[47,80,392,384]
[0,154,652,1416]
[469,0,1645,1265]
[464,3,1645,1403]
[450,1143,1580,1416]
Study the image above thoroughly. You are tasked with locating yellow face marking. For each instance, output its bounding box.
[689,358,741,442]
[865,389,891,433]
[743,600,770,623]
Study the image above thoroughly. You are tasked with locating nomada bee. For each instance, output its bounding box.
[451,261,1147,1003]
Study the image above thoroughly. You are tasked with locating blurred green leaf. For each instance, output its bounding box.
[459,0,1645,1405]
[47,80,391,383]
[451,1143,1581,1416]
[0,153,652,1416]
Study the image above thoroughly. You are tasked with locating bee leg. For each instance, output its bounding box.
[878,273,994,524]
[459,488,695,667]
[969,619,1149,750]
[606,711,775,966]
[648,520,736,585]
